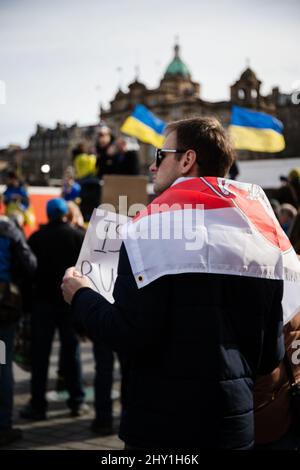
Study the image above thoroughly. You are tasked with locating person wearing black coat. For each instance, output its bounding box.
[20,199,86,420]
[95,126,115,179]
[62,117,284,449]
[0,215,37,446]
[112,138,140,176]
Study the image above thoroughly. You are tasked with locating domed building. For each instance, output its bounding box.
[21,42,300,182]
[101,44,300,169]
[101,43,232,169]
[164,43,191,78]
[102,43,202,124]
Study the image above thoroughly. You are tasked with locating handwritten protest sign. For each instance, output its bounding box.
[76,209,129,303]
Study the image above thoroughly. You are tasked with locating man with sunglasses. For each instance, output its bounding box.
[62,117,285,450]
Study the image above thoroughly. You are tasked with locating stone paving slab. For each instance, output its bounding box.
[3,339,123,450]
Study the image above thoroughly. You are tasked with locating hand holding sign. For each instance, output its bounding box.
[61,267,93,304]
[74,209,129,303]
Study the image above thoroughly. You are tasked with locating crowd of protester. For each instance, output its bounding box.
[0,126,140,446]
[70,126,140,221]
[1,122,300,449]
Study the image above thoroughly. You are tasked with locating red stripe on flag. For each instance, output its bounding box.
[133,177,291,252]
[133,178,233,222]
[225,182,291,252]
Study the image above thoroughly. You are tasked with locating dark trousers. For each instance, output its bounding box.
[31,301,84,411]
[93,340,114,423]
[0,323,16,430]
[79,178,101,222]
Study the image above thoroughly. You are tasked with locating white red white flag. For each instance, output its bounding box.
[122,177,300,324]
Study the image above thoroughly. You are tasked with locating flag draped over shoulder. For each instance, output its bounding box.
[120,104,166,147]
[229,105,285,152]
[122,177,300,325]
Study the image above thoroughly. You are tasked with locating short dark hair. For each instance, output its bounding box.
[165,117,235,177]
[72,142,88,159]
[7,170,18,180]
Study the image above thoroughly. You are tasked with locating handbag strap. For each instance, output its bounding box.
[284,352,296,386]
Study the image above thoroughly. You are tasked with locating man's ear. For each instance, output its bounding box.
[180,150,198,175]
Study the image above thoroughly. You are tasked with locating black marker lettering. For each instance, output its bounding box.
[98,264,115,293]
[81,260,100,293]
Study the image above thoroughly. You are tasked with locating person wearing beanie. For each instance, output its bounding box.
[20,198,87,420]
[46,198,68,221]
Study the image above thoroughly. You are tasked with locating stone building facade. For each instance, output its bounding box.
[101,44,300,172]
[23,122,99,183]
[6,43,299,183]
[0,145,27,183]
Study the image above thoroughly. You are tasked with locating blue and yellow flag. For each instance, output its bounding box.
[229,105,285,152]
[120,104,166,147]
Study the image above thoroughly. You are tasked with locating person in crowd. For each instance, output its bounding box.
[278,203,297,235]
[55,201,85,392]
[228,160,239,180]
[66,201,85,232]
[2,171,29,212]
[72,143,100,222]
[61,167,81,203]
[62,117,285,450]
[90,338,115,436]
[95,125,115,179]
[20,199,87,420]
[0,215,37,446]
[58,200,115,435]
[66,200,115,435]
[277,168,300,209]
[2,171,36,228]
[289,211,300,254]
[269,198,280,219]
[288,169,300,208]
[112,138,140,176]
[72,143,97,182]
[254,310,300,449]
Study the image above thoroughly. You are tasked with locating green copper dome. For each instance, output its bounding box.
[164,44,191,79]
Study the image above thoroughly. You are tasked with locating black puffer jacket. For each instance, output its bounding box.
[72,244,284,449]
[29,221,84,305]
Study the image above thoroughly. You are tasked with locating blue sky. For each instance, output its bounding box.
[0,0,299,148]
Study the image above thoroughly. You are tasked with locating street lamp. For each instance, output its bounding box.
[41,164,50,174]
[40,164,50,186]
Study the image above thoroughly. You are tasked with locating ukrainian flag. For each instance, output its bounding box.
[120,104,166,147]
[229,105,285,152]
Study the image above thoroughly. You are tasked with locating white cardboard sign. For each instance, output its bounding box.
[76,209,129,303]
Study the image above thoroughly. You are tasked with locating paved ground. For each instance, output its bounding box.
[2,338,123,450]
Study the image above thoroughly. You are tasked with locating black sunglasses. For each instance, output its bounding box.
[154,148,187,168]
